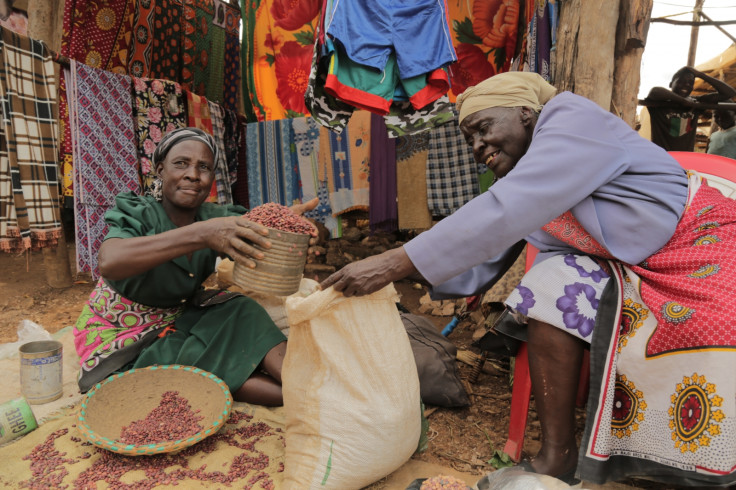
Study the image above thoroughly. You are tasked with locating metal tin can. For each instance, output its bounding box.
[19,340,63,405]
[0,398,38,445]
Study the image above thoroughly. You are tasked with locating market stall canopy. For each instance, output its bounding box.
[693,43,736,97]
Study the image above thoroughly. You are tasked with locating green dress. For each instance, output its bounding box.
[73,192,286,392]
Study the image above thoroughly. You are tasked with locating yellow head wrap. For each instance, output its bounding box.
[456,72,557,124]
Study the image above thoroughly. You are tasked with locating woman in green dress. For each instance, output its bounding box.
[73,127,316,406]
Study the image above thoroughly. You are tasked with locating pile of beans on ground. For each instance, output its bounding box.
[20,410,280,489]
[419,474,470,489]
[244,203,314,235]
[119,391,204,445]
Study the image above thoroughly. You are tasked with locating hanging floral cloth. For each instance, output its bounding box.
[445,0,521,99]
[0,31,62,252]
[67,61,140,278]
[240,0,321,121]
[132,77,186,195]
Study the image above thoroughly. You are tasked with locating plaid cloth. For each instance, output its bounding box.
[0,30,62,252]
[67,61,139,278]
[426,106,480,217]
[207,101,233,205]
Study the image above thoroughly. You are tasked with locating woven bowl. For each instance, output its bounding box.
[232,227,310,296]
[77,365,233,456]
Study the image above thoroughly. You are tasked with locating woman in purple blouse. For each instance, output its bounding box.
[322,72,736,487]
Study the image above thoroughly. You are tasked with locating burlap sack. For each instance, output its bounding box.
[282,284,421,489]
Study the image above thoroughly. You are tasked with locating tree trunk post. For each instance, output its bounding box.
[553,0,620,110]
[612,0,653,128]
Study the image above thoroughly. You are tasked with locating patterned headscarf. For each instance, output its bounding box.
[153,127,219,170]
[456,72,557,124]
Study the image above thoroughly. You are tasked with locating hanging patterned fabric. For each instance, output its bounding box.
[207,101,233,205]
[396,133,432,231]
[222,107,241,186]
[67,61,140,278]
[240,0,321,121]
[232,114,249,208]
[222,2,242,112]
[292,117,333,226]
[149,0,184,82]
[206,0,227,104]
[383,95,455,139]
[245,118,300,208]
[132,77,186,195]
[445,0,521,99]
[181,0,214,96]
[60,0,136,200]
[185,90,218,203]
[317,110,371,216]
[369,114,397,233]
[128,0,155,78]
[426,107,480,217]
[0,31,62,252]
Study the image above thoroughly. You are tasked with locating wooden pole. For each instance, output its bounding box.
[27,0,73,288]
[554,0,620,110]
[687,0,705,67]
[612,0,653,128]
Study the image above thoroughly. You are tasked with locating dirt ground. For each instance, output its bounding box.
[0,244,689,489]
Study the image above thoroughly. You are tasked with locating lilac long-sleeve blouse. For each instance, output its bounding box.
[404,92,689,298]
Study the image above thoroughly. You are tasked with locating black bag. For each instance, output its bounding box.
[400,312,470,408]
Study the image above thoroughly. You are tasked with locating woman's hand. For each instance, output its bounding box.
[320,247,418,297]
[207,198,322,267]
[201,216,272,267]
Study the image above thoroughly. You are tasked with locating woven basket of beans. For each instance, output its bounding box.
[77,365,233,456]
[233,203,313,296]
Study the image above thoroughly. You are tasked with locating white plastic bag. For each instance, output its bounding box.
[282,284,421,489]
[0,320,53,360]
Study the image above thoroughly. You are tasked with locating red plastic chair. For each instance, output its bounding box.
[502,151,736,462]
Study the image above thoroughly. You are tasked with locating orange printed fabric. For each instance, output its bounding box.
[185,90,217,203]
[446,0,521,100]
[128,0,156,78]
[248,0,321,121]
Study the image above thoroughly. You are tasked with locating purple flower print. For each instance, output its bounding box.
[510,285,535,315]
[564,254,608,283]
[556,283,598,338]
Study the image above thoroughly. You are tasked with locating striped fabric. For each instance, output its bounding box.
[68,61,140,278]
[426,107,480,217]
[245,118,300,208]
[207,101,233,205]
[0,30,62,252]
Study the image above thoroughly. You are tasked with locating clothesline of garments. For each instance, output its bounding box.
[64,47,493,279]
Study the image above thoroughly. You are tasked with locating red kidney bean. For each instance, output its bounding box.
[119,391,204,446]
[19,409,282,489]
[244,203,314,235]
